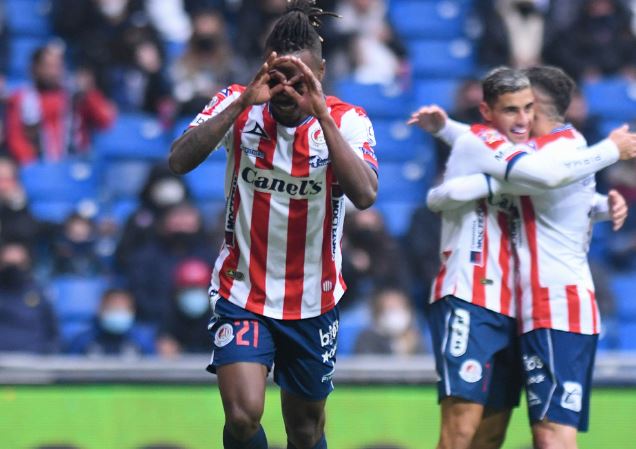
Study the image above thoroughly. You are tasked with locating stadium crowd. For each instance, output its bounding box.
[0,0,635,357]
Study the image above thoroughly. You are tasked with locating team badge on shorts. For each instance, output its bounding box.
[459,359,483,383]
[561,381,583,412]
[214,323,234,347]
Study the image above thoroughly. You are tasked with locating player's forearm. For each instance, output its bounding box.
[319,114,377,209]
[435,118,471,146]
[169,98,245,174]
[426,174,490,212]
[508,138,619,188]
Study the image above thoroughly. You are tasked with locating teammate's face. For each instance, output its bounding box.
[268,49,325,125]
[479,88,534,143]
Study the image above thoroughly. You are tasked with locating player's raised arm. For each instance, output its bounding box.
[169,52,285,174]
[408,105,470,146]
[279,55,378,210]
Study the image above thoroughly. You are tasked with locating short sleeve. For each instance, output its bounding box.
[338,107,378,174]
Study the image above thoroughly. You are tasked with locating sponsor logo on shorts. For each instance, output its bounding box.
[459,359,482,383]
[527,390,542,407]
[321,366,335,383]
[561,381,583,412]
[527,374,546,385]
[523,354,544,371]
[319,320,339,348]
[449,309,470,357]
[214,323,234,347]
[322,344,337,364]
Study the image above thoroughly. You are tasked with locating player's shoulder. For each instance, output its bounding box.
[468,123,508,149]
[534,123,583,149]
[326,95,369,124]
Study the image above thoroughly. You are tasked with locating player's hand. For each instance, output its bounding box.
[407,105,448,133]
[274,55,329,120]
[239,52,286,108]
[609,124,636,160]
[608,189,628,231]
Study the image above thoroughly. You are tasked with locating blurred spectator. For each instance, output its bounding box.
[543,0,636,81]
[171,8,246,116]
[0,241,58,354]
[5,43,116,165]
[156,258,213,357]
[334,0,407,85]
[51,213,107,276]
[604,159,636,269]
[475,0,549,68]
[0,157,40,247]
[145,0,192,44]
[404,204,442,307]
[340,208,412,310]
[110,37,174,117]
[353,288,426,355]
[123,202,213,326]
[67,288,155,356]
[115,163,191,271]
[564,89,602,146]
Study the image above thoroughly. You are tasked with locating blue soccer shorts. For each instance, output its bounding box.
[207,298,339,401]
[521,328,598,431]
[427,296,522,410]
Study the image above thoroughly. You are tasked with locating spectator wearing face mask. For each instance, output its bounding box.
[156,258,213,357]
[67,288,154,356]
[353,288,426,356]
[0,241,59,354]
[123,201,213,327]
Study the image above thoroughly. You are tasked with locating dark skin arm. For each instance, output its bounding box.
[168,52,285,174]
[278,56,378,210]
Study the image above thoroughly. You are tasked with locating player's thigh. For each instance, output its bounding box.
[271,306,339,401]
[427,296,518,407]
[521,329,597,433]
[471,407,513,449]
[217,362,268,419]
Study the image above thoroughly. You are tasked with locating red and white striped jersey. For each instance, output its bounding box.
[512,125,600,335]
[431,124,517,317]
[188,85,378,319]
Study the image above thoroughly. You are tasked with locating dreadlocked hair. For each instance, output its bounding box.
[264,0,339,58]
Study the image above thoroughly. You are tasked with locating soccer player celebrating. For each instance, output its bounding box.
[418,66,632,449]
[169,2,378,449]
[408,67,636,449]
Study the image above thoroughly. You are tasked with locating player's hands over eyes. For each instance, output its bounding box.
[240,52,286,107]
[608,189,628,231]
[609,124,636,160]
[407,105,448,133]
[275,56,329,120]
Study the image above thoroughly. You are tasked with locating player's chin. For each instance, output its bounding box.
[270,101,300,119]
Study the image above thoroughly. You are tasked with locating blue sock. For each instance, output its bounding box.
[287,434,327,449]
[223,424,268,449]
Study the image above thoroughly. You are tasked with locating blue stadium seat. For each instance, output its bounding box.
[8,36,49,78]
[337,305,371,356]
[21,159,97,202]
[582,77,636,120]
[409,39,475,78]
[101,160,152,200]
[617,322,636,350]
[612,273,636,321]
[375,200,419,237]
[100,198,139,226]
[390,0,467,40]
[30,200,80,223]
[378,161,430,203]
[372,119,434,162]
[50,275,108,322]
[5,0,52,37]
[335,79,413,119]
[93,113,170,159]
[414,78,462,112]
[59,321,92,347]
[185,161,227,201]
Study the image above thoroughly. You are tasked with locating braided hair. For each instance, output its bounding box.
[264,0,338,59]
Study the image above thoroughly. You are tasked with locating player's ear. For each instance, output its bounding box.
[479,101,492,122]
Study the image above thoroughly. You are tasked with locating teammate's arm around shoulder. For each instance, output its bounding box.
[279,55,378,210]
[169,53,285,175]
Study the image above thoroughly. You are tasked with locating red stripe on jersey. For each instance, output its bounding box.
[292,121,312,177]
[218,108,250,298]
[320,170,337,313]
[534,128,576,150]
[245,192,271,314]
[433,250,452,300]
[521,196,552,329]
[589,289,599,334]
[472,201,489,307]
[327,98,351,127]
[497,212,512,316]
[255,107,277,170]
[565,285,581,333]
[505,150,525,162]
[470,124,507,150]
[283,198,308,319]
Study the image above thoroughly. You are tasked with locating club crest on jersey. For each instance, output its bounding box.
[311,128,326,146]
[476,128,506,148]
[459,359,483,383]
[225,269,244,281]
[214,323,234,347]
[244,122,270,140]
